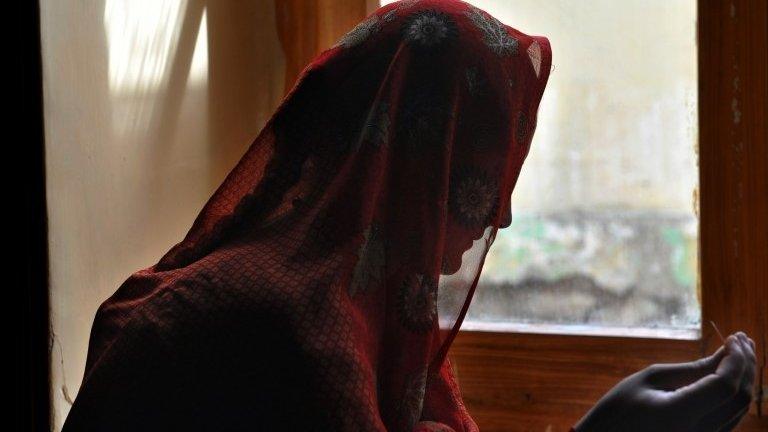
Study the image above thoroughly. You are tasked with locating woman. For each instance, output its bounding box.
[63,1,756,431]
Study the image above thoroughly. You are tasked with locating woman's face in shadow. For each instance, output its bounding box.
[441,198,512,275]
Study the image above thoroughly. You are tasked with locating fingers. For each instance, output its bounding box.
[689,333,756,431]
[665,334,747,420]
[644,345,726,391]
[737,332,757,374]
[746,335,756,352]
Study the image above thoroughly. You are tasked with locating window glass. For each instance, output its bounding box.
[383,0,700,334]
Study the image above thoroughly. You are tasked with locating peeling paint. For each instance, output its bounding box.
[691,186,699,218]
[472,212,700,328]
[61,385,74,405]
[52,330,74,407]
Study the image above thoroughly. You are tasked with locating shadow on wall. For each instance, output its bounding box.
[43,1,285,429]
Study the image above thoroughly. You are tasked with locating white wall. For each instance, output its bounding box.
[40,1,286,428]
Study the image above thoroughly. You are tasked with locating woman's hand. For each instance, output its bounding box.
[573,332,757,432]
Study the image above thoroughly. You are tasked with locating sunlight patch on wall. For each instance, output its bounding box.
[189,9,208,84]
[103,0,209,136]
[104,0,187,94]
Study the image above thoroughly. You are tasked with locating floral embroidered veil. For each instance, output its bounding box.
[63,1,551,431]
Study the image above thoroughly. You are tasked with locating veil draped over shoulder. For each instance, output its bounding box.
[63,1,551,431]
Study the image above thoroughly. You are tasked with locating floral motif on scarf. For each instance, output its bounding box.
[464,5,519,56]
[402,10,458,49]
[397,274,438,333]
[398,367,429,430]
[464,66,487,97]
[449,166,500,228]
[334,0,424,49]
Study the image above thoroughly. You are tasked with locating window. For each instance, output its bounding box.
[467,1,700,334]
[388,0,700,336]
[379,1,767,431]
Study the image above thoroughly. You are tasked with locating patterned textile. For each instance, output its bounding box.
[62,1,552,431]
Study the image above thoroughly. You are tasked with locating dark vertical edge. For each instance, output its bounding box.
[20,0,51,430]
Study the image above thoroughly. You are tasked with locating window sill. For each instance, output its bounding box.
[460,321,700,341]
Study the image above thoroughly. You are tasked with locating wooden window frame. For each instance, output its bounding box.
[448,2,767,431]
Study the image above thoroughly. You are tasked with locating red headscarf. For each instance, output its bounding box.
[63,1,551,431]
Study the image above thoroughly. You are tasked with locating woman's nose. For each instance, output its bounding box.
[499,205,512,228]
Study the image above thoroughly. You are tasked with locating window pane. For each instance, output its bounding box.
[385,0,701,333]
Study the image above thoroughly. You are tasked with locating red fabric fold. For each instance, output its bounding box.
[63,1,551,430]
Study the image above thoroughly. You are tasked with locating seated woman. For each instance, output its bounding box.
[62,1,756,431]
